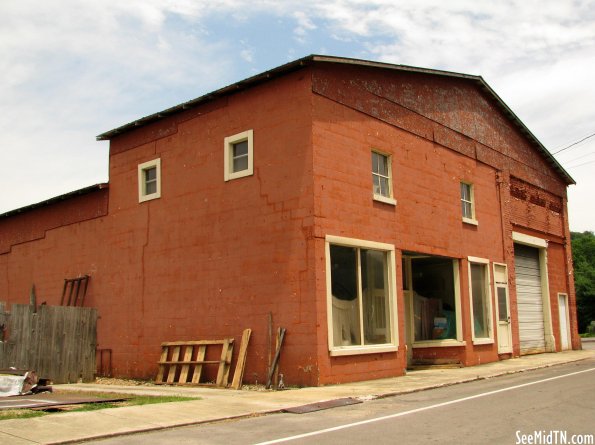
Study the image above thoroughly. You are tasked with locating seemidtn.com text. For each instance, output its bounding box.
[516,430,594,445]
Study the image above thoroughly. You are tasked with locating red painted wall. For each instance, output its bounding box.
[0,61,578,386]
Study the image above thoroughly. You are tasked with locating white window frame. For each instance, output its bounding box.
[325,235,398,356]
[468,256,494,345]
[138,158,161,203]
[407,257,466,348]
[372,150,397,205]
[460,181,478,225]
[224,129,254,181]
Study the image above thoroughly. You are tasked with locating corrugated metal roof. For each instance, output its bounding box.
[97,54,574,185]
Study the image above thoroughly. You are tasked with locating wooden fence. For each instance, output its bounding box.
[0,303,97,383]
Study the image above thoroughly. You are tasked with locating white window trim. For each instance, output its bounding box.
[409,258,464,348]
[325,235,399,356]
[461,181,478,225]
[224,129,254,181]
[372,150,397,206]
[512,231,548,248]
[467,256,494,345]
[138,158,161,203]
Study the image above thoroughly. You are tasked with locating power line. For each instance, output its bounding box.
[562,151,595,165]
[565,159,595,170]
[552,132,595,155]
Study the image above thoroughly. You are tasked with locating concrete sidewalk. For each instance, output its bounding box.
[1,349,593,445]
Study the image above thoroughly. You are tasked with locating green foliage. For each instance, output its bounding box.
[571,231,595,333]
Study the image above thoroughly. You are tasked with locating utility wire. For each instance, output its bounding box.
[561,151,595,165]
[552,132,595,155]
[565,159,595,170]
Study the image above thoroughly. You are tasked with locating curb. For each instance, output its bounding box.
[49,354,593,445]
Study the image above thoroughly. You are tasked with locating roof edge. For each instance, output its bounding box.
[0,183,109,219]
[96,54,574,185]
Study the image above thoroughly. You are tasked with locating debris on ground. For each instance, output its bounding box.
[0,369,52,397]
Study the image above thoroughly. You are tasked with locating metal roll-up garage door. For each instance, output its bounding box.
[514,244,546,354]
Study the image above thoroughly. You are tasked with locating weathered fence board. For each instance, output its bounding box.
[0,303,97,383]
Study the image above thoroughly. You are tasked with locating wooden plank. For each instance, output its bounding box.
[158,360,221,365]
[216,339,232,387]
[161,340,228,346]
[266,328,286,389]
[191,345,207,384]
[156,345,169,383]
[166,346,181,383]
[231,329,252,390]
[221,340,234,387]
[178,345,194,383]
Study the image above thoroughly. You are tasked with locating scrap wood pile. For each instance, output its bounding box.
[0,369,52,397]
[155,325,286,390]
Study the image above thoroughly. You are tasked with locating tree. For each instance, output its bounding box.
[571,231,595,333]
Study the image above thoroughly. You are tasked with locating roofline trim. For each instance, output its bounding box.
[0,183,109,219]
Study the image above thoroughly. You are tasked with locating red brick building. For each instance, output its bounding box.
[0,55,579,386]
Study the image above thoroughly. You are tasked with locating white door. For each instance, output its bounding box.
[494,264,512,354]
[558,293,570,350]
[514,244,546,354]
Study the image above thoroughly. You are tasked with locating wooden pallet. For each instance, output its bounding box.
[155,339,234,387]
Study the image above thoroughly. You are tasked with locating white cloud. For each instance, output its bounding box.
[1,0,594,230]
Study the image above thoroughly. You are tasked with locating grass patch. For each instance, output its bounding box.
[580,332,595,338]
[68,395,197,412]
[0,409,48,421]
[0,394,198,420]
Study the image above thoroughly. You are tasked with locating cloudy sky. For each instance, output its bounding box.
[1,0,594,231]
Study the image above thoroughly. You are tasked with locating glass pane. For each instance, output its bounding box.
[460,182,470,201]
[373,174,381,195]
[145,167,156,182]
[411,256,457,341]
[371,152,378,173]
[380,177,389,197]
[330,245,361,347]
[233,140,248,157]
[462,201,472,218]
[471,264,488,338]
[497,287,508,322]
[377,154,387,176]
[145,180,157,195]
[233,155,248,172]
[361,250,390,345]
[372,152,388,176]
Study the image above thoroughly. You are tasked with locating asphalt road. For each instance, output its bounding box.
[87,358,595,445]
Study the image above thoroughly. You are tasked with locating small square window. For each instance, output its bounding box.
[372,151,396,205]
[138,158,161,202]
[460,182,477,224]
[224,130,253,181]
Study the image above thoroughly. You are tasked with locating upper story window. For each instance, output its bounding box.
[224,129,253,181]
[371,151,396,205]
[460,181,477,225]
[138,158,161,203]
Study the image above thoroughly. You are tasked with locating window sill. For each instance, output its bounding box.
[472,338,494,346]
[462,217,478,226]
[412,340,466,348]
[139,193,160,203]
[329,344,398,357]
[225,169,253,182]
[373,194,397,206]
